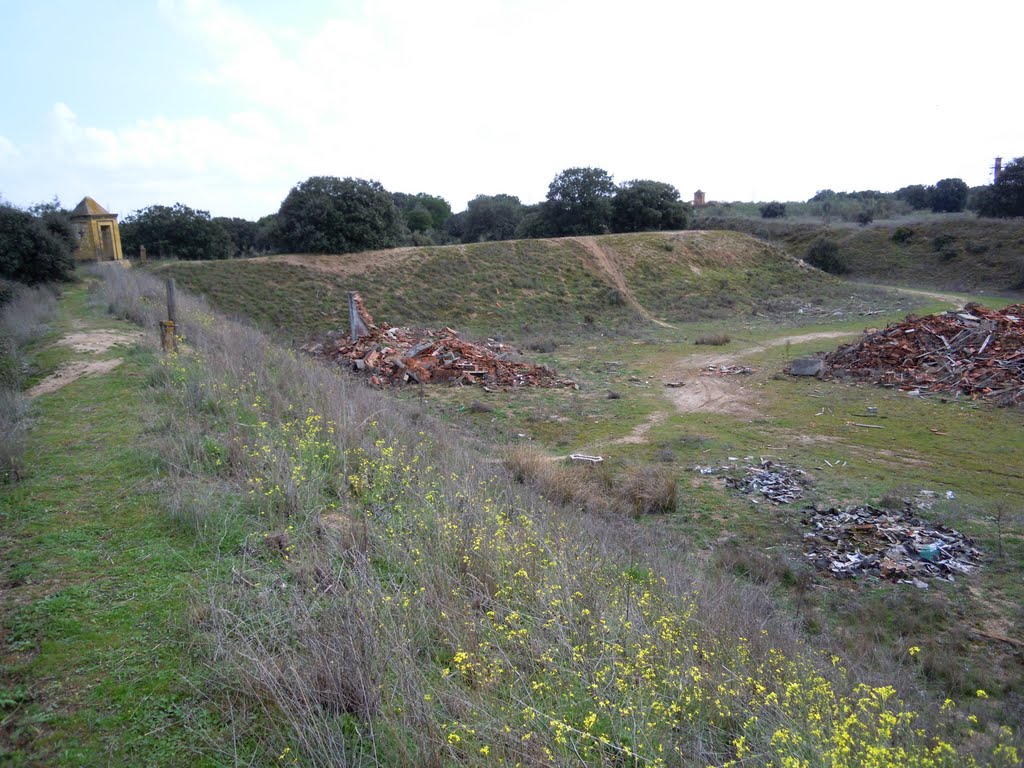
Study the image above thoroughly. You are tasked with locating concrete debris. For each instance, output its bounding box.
[304,293,577,389]
[787,357,825,377]
[801,503,982,583]
[824,303,1024,406]
[702,364,754,376]
[726,459,808,504]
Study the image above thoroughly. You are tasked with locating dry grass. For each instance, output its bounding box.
[0,283,58,481]
[694,332,731,346]
[617,464,678,514]
[0,283,58,348]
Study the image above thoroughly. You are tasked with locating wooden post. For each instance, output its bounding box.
[166,278,177,324]
[161,278,178,352]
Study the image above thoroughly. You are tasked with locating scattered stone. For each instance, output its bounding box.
[702,364,754,376]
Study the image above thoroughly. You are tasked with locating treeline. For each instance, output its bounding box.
[113,167,690,261]
[705,160,1024,224]
[4,157,1022,276]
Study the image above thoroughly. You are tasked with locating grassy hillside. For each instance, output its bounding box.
[154,231,890,340]
[695,214,1024,293]
[63,266,1016,765]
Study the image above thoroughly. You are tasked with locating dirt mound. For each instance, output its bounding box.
[823,303,1024,406]
[304,295,575,389]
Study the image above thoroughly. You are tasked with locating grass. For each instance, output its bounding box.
[5,250,1021,764]
[0,284,230,766]
[152,231,905,342]
[694,213,1024,293]
[81,265,1021,765]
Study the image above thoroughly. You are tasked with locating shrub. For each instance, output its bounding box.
[0,205,75,284]
[805,237,847,274]
[617,465,677,515]
[892,226,914,243]
[695,333,731,346]
[759,201,786,219]
[932,233,956,252]
[527,338,557,353]
[855,210,874,225]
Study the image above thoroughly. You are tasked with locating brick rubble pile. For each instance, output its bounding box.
[823,303,1024,406]
[303,295,575,389]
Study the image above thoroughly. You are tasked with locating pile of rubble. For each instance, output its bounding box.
[801,503,982,585]
[725,460,808,504]
[823,303,1024,406]
[303,294,575,389]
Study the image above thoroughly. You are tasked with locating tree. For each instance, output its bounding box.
[929,178,968,213]
[895,184,930,210]
[759,201,786,219]
[543,167,616,236]
[213,217,260,256]
[393,192,452,233]
[458,194,525,243]
[120,204,233,260]
[976,157,1024,218]
[277,176,402,254]
[610,180,689,233]
[0,203,75,284]
[254,214,282,252]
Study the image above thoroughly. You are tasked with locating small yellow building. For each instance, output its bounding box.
[70,196,124,262]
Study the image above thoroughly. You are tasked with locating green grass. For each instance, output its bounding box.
[0,285,231,766]
[694,213,1024,293]
[153,231,904,341]
[439,305,1024,725]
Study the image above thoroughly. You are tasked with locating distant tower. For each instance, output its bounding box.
[693,189,706,207]
[994,157,1002,183]
[69,197,124,262]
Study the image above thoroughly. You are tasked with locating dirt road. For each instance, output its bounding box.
[662,331,857,416]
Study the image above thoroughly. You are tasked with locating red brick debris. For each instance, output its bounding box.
[823,303,1024,406]
[303,298,576,389]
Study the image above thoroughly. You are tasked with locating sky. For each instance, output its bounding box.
[1,0,1021,220]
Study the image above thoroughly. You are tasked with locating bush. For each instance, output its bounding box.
[617,465,677,515]
[805,237,847,274]
[0,205,75,284]
[892,226,914,244]
[695,333,731,346]
[855,210,874,225]
[759,201,786,219]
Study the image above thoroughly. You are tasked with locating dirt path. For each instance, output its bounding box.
[662,331,857,417]
[253,248,421,278]
[570,237,674,328]
[28,329,144,398]
[860,283,968,307]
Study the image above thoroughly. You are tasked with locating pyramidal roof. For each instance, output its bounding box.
[70,196,111,217]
